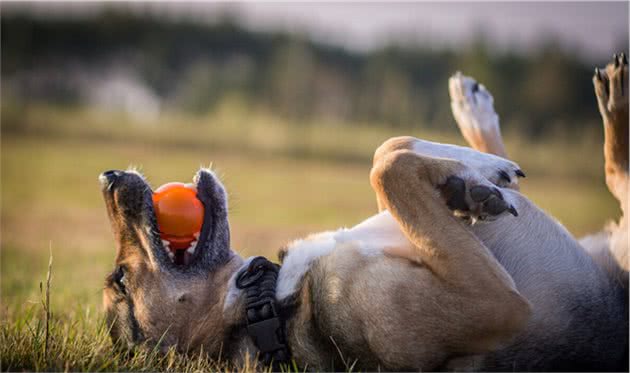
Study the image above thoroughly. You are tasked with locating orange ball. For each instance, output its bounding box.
[152,182,204,249]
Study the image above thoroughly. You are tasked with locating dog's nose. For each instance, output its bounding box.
[102,169,123,179]
[99,170,124,187]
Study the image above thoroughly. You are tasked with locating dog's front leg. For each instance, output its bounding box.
[373,136,524,211]
[370,150,531,355]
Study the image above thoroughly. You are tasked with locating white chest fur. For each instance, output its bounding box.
[276,211,412,301]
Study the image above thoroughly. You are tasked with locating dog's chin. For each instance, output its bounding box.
[100,168,231,274]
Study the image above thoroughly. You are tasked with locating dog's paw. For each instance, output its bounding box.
[411,140,525,189]
[459,150,525,189]
[449,72,500,137]
[439,173,518,224]
[594,53,628,117]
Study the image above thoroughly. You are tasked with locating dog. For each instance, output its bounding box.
[100,54,628,371]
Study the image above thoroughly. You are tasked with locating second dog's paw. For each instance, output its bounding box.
[440,174,518,224]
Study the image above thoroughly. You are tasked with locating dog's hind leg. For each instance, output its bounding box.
[369,149,530,354]
[590,53,629,274]
[449,72,509,159]
[593,53,629,214]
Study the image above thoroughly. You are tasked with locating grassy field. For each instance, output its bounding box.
[1,106,621,371]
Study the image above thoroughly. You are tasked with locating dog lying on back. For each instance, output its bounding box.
[100,54,628,371]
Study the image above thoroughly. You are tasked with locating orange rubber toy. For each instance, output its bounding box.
[152,182,204,251]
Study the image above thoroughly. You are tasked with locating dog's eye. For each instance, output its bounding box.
[113,266,127,292]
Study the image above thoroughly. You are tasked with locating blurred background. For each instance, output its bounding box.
[1,2,628,313]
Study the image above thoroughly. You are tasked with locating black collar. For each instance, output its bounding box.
[235,256,291,368]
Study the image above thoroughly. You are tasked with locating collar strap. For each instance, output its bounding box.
[235,256,290,368]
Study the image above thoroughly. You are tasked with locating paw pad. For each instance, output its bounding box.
[440,176,518,223]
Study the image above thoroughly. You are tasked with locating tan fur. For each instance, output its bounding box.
[592,57,629,274]
[594,60,629,208]
[372,136,415,212]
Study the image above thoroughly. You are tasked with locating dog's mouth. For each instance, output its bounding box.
[164,236,199,266]
[99,168,231,272]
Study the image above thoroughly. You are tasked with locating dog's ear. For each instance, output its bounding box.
[194,169,232,269]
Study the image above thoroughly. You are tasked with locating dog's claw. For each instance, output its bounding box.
[595,67,602,81]
[515,169,526,178]
[614,54,619,67]
[508,205,518,217]
[485,195,509,215]
[622,52,628,65]
[498,170,511,183]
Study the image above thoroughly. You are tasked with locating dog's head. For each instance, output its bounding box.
[100,168,243,353]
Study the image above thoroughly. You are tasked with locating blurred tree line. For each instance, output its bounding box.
[2,10,625,137]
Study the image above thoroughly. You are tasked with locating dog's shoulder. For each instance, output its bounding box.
[276,230,341,301]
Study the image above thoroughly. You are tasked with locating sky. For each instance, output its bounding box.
[5,2,629,61]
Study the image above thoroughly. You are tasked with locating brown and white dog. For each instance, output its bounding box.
[100,55,628,371]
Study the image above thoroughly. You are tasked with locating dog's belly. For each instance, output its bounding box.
[287,246,453,371]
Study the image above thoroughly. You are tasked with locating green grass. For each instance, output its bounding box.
[1,105,621,371]
[1,301,256,372]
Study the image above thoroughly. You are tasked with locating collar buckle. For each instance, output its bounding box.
[247,315,284,354]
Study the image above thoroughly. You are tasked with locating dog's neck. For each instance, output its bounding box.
[215,255,293,367]
[198,254,261,364]
[173,254,255,363]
